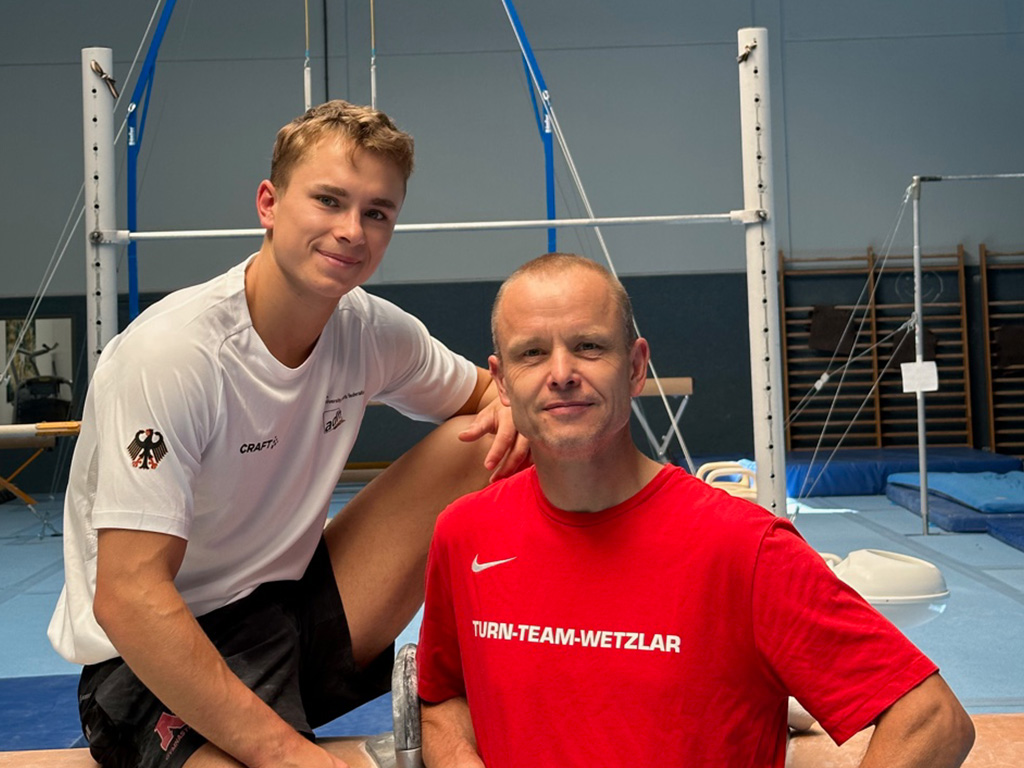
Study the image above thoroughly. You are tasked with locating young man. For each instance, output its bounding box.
[48,101,525,768]
[417,253,975,768]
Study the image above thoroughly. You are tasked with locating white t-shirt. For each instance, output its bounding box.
[48,258,477,664]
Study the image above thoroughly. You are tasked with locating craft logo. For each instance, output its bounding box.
[239,436,279,454]
[323,408,344,433]
[154,711,187,753]
[127,428,167,469]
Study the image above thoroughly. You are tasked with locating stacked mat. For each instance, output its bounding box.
[788,447,1021,497]
[886,470,1024,552]
[731,447,1021,497]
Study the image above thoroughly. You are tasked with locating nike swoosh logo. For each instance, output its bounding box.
[471,555,517,573]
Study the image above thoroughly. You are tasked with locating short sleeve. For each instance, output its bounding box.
[752,520,938,744]
[88,335,216,538]
[356,294,477,423]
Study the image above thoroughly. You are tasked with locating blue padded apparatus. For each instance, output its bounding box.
[783,447,1021,497]
[886,471,1024,514]
[884,483,990,532]
[988,519,1024,552]
[885,471,1024,536]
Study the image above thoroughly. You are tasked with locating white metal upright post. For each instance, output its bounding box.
[82,48,119,380]
[737,28,787,516]
[911,177,930,534]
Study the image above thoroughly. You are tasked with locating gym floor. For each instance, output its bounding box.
[2,486,1023,751]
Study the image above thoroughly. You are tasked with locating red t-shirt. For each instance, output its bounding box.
[419,465,937,767]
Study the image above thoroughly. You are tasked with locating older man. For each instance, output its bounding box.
[417,253,974,768]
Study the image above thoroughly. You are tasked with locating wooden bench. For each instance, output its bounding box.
[0,421,80,506]
[6,713,1019,766]
[0,735,393,767]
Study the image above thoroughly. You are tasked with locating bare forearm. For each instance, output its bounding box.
[858,674,974,768]
[421,698,485,768]
[453,369,497,417]
[97,580,311,767]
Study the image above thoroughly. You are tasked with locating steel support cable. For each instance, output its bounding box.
[786,187,913,428]
[1,0,163,387]
[799,345,906,499]
[0,206,87,389]
[500,0,696,470]
[786,317,914,426]
[799,174,1024,502]
[5,0,164,500]
[794,186,914,500]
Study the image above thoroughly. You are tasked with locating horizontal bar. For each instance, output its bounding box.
[917,173,1024,183]
[98,209,764,244]
[395,211,762,231]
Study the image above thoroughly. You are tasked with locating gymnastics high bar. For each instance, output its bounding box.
[82,29,787,515]
[907,171,1024,534]
[92,210,764,245]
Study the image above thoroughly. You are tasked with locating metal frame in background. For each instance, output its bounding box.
[910,172,1024,534]
[81,26,787,514]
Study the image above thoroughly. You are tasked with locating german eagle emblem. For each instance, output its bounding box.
[127,428,168,469]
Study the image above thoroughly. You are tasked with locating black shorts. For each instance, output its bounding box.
[77,539,394,768]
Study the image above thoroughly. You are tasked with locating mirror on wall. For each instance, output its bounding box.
[1,317,75,425]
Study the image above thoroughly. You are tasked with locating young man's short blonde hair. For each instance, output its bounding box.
[491,253,638,356]
[270,100,414,190]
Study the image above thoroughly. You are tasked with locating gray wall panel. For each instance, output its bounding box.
[786,33,1024,259]
[4,0,1022,297]
[2,0,1023,472]
[783,0,1023,39]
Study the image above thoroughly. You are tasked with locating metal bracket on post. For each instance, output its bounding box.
[91,229,131,246]
[730,208,768,225]
[737,28,787,516]
[82,48,119,380]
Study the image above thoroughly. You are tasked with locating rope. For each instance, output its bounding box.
[305,0,311,59]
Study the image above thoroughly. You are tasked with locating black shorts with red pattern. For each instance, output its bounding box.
[77,538,393,768]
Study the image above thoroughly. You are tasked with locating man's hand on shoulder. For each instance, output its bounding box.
[454,369,530,482]
[458,396,530,482]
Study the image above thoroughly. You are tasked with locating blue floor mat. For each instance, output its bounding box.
[885,474,1024,546]
[988,519,1024,553]
[786,447,1022,497]
[887,471,1024,514]
[0,675,84,751]
[0,675,393,752]
[885,483,993,532]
